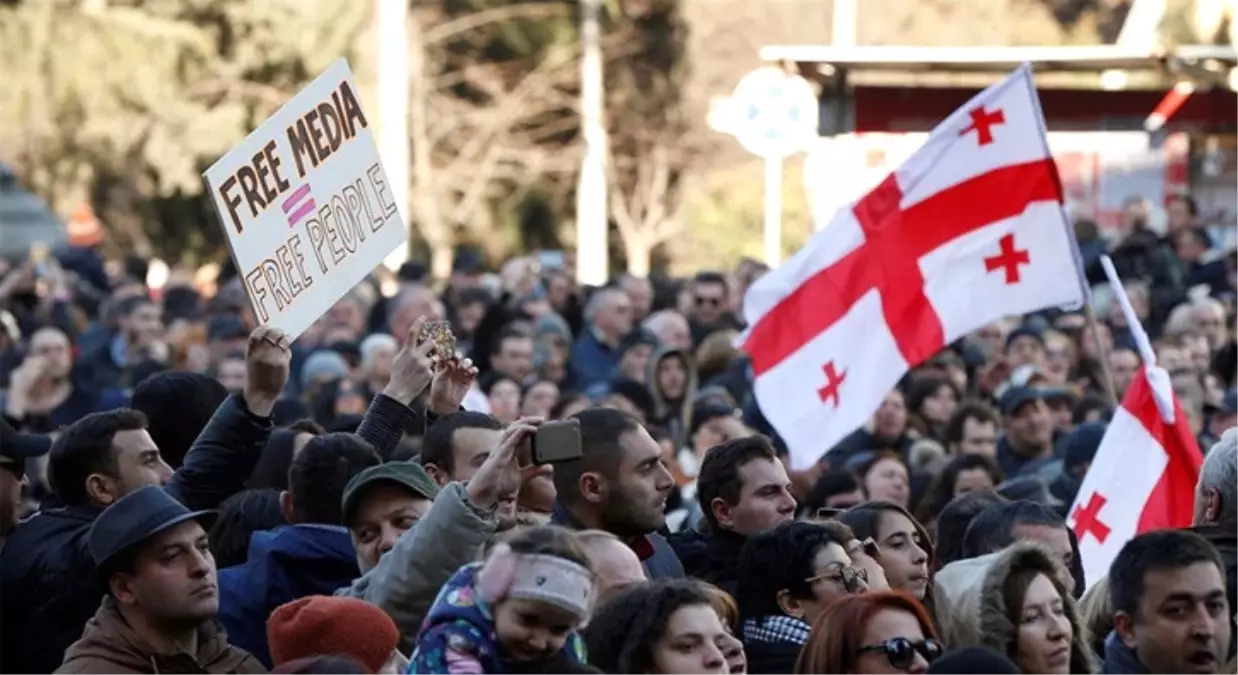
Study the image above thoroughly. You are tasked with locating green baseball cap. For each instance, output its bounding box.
[342,462,441,526]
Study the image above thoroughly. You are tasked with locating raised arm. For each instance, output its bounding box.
[165,326,290,511]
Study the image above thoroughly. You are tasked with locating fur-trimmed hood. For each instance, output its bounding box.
[933,541,1097,674]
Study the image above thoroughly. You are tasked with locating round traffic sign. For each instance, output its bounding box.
[729,68,819,159]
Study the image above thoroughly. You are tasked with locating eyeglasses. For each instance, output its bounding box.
[846,536,881,560]
[806,564,869,593]
[858,638,943,670]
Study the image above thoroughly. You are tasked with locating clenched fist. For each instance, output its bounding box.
[243,326,291,417]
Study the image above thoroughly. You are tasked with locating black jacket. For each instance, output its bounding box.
[0,393,272,675]
[550,502,684,580]
[668,526,746,597]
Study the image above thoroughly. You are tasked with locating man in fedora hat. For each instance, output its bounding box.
[57,485,262,674]
[2,326,291,674]
[0,419,51,545]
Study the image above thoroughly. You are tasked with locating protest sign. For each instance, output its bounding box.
[204,58,407,340]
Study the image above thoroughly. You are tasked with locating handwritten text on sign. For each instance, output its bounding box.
[204,59,407,339]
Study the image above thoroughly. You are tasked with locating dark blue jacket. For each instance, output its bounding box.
[1101,631,1148,674]
[216,524,359,668]
[550,502,683,580]
[0,393,271,675]
[569,330,619,391]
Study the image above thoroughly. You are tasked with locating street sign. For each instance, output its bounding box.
[729,67,819,160]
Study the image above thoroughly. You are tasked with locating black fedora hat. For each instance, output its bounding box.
[0,419,52,479]
[89,486,217,585]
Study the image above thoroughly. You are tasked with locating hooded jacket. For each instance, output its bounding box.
[647,347,698,447]
[55,596,263,674]
[934,541,1097,674]
[216,524,358,667]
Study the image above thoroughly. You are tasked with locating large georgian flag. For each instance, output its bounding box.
[739,64,1088,469]
[1068,256,1203,589]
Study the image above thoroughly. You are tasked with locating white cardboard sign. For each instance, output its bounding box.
[204,58,407,340]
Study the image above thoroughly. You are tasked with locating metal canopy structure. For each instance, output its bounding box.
[761,44,1235,71]
[759,44,1238,90]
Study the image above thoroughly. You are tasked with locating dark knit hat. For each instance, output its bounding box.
[129,372,228,468]
[267,596,400,673]
[926,646,1021,674]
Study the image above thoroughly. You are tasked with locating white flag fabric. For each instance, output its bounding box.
[739,64,1087,469]
[1068,364,1203,589]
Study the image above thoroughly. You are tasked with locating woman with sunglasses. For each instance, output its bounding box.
[795,591,943,674]
[934,540,1097,674]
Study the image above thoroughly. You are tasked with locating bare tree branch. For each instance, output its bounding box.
[423,2,574,45]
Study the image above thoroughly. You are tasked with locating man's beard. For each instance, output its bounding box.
[599,489,663,538]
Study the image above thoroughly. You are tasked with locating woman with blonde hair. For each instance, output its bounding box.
[1077,575,1112,659]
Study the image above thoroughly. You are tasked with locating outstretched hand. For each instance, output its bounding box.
[429,353,477,415]
[384,316,437,405]
[466,418,552,514]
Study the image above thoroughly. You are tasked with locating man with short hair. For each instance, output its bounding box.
[996,386,1059,478]
[216,433,381,666]
[489,327,534,382]
[1107,529,1232,674]
[643,309,692,351]
[571,287,634,389]
[1,326,291,674]
[551,407,683,578]
[687,271,741,344]
[56,486,262,673]
[1191,428,1238,658]
[80,294,168,389]
[962,499,1078,593]
[670,436,796,593]
[420,411,504,486]
[944,402,1000,459]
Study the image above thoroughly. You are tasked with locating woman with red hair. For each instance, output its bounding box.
[796,591,943,674]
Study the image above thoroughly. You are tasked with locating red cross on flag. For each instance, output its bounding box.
[737,64,1088,469]
[1068,256,1203,589]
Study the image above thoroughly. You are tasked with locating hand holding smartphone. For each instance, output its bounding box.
[531,419,583,464]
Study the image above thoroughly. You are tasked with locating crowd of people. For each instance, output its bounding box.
[0,191,1235,674]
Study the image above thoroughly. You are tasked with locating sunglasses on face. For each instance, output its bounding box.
[859,637,943,670]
